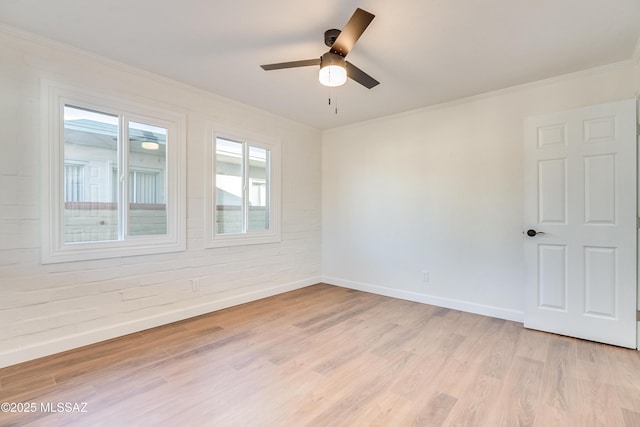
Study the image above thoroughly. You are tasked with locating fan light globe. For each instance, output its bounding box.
[319,64,347,87]
[141,141,160,150]
[319,52,347,87]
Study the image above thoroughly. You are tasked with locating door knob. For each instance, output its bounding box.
[525,229,545,237]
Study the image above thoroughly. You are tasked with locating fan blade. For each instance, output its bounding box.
[346,61,379,89]
[260,59,320,70]
[330,8,375,57]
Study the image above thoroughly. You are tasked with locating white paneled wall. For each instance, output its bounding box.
[0,29,322,367]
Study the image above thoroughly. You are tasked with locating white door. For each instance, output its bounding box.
[524,99,637,348]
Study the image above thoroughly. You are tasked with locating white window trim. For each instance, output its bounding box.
[204,123,281,248]
[41,81,186,264]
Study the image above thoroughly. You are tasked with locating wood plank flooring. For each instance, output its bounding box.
[1,284,640,426]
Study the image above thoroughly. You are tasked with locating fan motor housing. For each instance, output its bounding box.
[320,51,346,68]
[324,29,341,48]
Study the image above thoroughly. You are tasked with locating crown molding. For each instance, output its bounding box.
[632,35,640,64]
[325,58,637,135]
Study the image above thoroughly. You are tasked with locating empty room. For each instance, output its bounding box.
[1,1,640,425]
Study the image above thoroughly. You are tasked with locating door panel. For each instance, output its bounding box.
[524,99,637,348]
[538,159,567,224]
[583,246,616,318]
[538,244,567,310]
[584,155,615,224]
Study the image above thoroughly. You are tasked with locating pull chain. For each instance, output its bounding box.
[328,86,338,115]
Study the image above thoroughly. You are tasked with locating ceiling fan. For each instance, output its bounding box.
[260,8,379,89]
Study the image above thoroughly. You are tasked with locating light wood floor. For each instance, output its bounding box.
[2,284,640,426]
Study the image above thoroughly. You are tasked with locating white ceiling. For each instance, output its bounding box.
[1,0,639,130]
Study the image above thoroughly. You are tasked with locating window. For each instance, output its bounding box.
[42,83,185,263]
[205,126,281,247]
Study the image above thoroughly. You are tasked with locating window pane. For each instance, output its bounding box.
[215,138,243,234]
[248,146,269,231]
[128,121,167,236]
[63,105,118,243]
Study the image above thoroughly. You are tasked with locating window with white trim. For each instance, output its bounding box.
[205,126,281,247]
[42,84,185,263]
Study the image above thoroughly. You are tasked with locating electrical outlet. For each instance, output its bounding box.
[191,278,199,291]
[421,270,429,283]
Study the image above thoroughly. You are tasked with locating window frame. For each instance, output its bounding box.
[204,124,281,248]
[41,82,186,264]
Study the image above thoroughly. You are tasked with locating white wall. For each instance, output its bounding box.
[0,29,322,368]
[323,62,640,321]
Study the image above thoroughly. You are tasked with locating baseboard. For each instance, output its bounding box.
[323,276,524,323]
[0,276,319,369]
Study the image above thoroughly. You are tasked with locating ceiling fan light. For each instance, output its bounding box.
[141,141,160,150]
[319,52,347,87]
[319,64,347,87]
